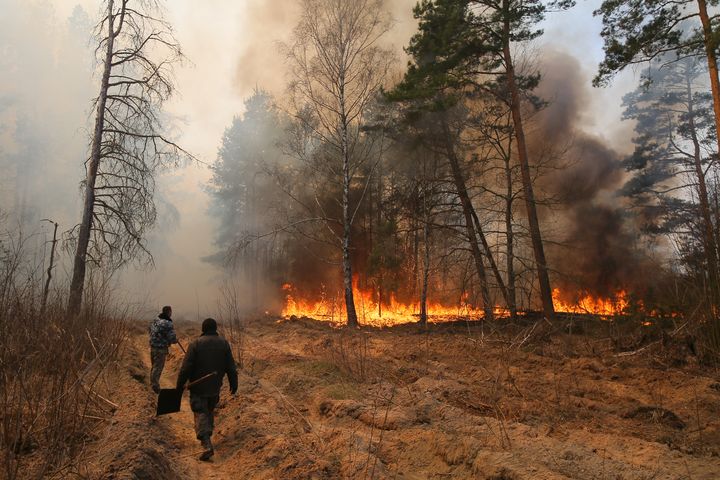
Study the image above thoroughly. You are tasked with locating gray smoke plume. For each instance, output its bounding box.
[531,52,651,297]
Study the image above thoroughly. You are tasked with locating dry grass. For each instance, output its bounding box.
[324,331,371,382]
[217,281,247,369]
[0,227,127,479]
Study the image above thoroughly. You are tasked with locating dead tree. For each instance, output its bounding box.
[41,219,58,314]
[67,0,189,315]
[285,0,393,327]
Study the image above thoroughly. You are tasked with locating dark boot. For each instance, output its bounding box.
[199,435,214,461]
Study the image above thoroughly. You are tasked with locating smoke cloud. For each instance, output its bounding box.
[532,51,651,297]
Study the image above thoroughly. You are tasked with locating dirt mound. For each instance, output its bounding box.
[104,446,181,480]
[623,406,686,430]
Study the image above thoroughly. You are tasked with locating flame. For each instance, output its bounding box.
[282,282,492,326]
[282,283,634,325]
[552,288,629,316]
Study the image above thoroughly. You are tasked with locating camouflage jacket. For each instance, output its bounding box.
[149,314,178,349]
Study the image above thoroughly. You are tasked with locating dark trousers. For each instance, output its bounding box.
[190,393,219,440]
[150,347,168,391]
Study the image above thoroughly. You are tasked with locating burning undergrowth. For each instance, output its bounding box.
[281,280,652,326]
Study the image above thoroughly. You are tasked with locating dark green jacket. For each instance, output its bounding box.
[176,332,238,397]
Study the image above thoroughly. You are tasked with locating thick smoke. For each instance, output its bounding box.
[0,2,94,226]
[532,52,651,298]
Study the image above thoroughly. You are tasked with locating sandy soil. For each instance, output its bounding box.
[84,316,720,479]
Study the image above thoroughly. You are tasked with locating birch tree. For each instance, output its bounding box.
[285,0,393,327]
[67,0,189,315]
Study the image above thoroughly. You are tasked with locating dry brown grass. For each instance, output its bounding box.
[217,281,247,370]
[325,330,371,382]
[0,228,127,479]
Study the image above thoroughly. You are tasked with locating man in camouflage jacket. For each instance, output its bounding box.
[149,305,178,393]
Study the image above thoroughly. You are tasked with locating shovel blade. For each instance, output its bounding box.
[156,388,182,416]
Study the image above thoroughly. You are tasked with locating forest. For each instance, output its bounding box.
[1,0,720,478]
[208,0,720,333]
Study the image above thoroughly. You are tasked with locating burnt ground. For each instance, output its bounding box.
[81,316,720,479]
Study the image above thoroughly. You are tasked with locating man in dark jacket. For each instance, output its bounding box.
[176,317,238,461]
[148,305,178,393]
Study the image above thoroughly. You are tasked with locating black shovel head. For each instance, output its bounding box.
[156,388,182,416]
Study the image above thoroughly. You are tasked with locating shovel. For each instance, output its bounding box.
[156,371,217,416]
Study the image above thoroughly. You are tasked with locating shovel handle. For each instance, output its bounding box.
[177,341,186,354]
[187,371,217,388]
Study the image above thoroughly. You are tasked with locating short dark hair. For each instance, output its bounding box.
[162,306,172,316]
[202,317,217,333]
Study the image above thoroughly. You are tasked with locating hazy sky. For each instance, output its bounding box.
[3,0,637,319]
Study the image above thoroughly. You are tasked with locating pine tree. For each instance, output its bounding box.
[594,0,720,179]
[621,58,718,291]
[388,0,566,320]
[209,91,286,258]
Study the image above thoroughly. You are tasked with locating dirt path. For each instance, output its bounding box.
[133,329,246,479]
[91,323,308,479]
[83,324,252,479]
[89,318,720,479]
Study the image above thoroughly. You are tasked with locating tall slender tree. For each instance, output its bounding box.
[621,58,717,293]
[68,0,189,315]
[285,0,393,327]
[594,0,720,303]
[208,90,291,310]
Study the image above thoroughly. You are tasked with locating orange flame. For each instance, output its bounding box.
[551,288,629,316]
[282,283,491,326]
[282,283,634,325]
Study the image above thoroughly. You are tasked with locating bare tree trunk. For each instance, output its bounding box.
[713,181,720,266]
[249,176,260,312]
[412,186,420,295]
[503,141,518,320]
[697,0,720,304]
[698,0,720,166]
[686,71,720,302]
[502,1,554,320]
[41,221,59,315]
[342,107,359,327]
[68,0,117,316]
[470,209,510,307]
[378,282,383,318]
[419,191,431,327]
[443,127,494,320]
